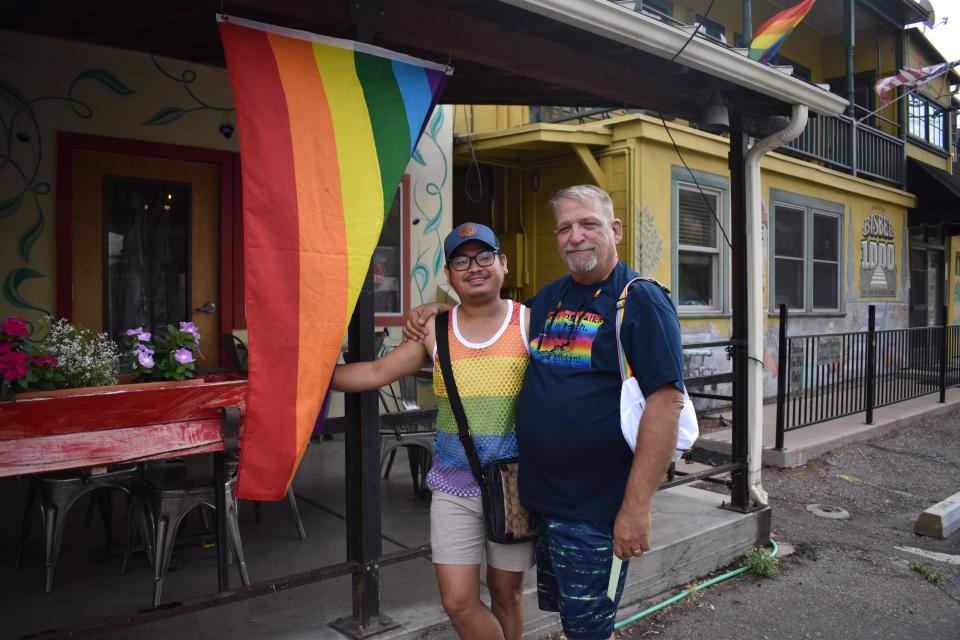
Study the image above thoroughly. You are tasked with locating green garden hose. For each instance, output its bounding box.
[613,538,780,630]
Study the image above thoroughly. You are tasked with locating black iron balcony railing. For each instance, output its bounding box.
[781,112,905,187]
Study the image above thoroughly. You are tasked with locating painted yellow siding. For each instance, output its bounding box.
[453,105,529,136]
[907,143,951,173]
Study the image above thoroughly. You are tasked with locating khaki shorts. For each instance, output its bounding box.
[430,490,535,572]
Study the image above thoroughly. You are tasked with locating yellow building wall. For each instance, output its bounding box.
[453,105,529,136]
[615,115,912,397]
[907,142,952,173]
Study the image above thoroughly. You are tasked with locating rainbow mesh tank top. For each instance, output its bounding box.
[427,300,529,497]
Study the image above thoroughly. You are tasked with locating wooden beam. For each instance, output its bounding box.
[572,144,607,190]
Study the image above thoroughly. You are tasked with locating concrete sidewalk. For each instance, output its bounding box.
[696,388,960,467]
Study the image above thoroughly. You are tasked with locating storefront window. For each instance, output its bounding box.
[772,198,842,313]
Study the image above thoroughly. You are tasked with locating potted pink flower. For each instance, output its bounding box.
[0,316,65,400]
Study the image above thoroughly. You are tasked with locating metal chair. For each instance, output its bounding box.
[219,333,306,540]
[378,375,436,495]
[220,333,248,375]
[14,464,139,592]
[140,456,250,606]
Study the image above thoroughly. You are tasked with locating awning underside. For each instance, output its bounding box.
[907,158,960,231]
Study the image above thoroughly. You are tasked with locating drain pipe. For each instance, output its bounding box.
[744,104,809,506]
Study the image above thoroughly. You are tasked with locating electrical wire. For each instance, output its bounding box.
[670,0,718,63]
[460,104,484,203]
[613,538,780,631]
[657,112,733,250]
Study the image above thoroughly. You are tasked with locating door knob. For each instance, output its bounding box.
[195,301,217,314]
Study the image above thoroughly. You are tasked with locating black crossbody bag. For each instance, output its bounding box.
[435,311,539,544]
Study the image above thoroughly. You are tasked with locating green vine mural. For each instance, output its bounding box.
[0,68,135,315]
[143,56,235,134]
[410,107,448,305]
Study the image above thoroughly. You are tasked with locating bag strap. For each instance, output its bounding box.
[616,276,673,381]
[435,310,486,486]
[615,277,646,382]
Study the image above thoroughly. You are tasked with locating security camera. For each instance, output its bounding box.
[219,123,234,139]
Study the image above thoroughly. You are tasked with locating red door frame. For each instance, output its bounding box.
[55,132,244,357]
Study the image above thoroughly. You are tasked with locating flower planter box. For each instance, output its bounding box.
[0,375,247,477]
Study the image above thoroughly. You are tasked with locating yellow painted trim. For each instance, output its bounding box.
[455,122,612,150]
[572,144,607,190]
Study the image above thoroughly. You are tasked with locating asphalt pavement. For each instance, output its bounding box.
[610,409,960,640]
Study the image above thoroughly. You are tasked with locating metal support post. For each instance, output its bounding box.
[940,305,948,403]
[727,122,750,511]
[332,267,398,639]
[216,405,241,593]
[775,304,788,451]
[865,305,876,424]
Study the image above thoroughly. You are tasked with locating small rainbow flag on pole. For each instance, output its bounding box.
[748,0,816,65]
[218,15,449,500]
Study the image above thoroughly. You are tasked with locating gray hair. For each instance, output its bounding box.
[548,185,614,222]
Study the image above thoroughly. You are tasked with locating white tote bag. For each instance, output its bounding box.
[616,278,699,462]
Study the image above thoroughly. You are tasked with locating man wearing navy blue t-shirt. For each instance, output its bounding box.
[516,185,684,640]
[404,185,684,640]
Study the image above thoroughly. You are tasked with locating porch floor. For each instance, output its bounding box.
[0,440,765,639]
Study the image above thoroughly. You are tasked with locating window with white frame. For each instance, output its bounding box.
[677,184,722,310]
[908,94,946,149]
[772,201,842,312]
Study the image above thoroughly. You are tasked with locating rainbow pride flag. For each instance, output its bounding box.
[748,0,816,65]
[218,15,449,500]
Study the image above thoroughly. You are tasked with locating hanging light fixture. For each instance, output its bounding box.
[700,90,729,134]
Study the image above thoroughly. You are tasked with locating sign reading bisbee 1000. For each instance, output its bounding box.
[859,212,896,298]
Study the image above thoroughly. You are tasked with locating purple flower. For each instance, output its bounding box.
[173,348,194,365]
[179,321,200,343]
[137,351,155,369]
[132,343,154,356]
[125,327,151,342]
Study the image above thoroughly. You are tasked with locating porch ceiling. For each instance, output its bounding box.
[1,0,844,132]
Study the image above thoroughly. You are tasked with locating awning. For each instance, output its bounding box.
[907,158,960,231]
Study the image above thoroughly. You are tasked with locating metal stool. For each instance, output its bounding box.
[252,487,307,540]
[141,457,250,606]
[14,464,139,592]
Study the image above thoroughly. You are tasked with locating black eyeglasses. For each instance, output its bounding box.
[448,249,499,272]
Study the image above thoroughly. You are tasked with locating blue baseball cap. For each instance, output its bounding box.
[443,222,501,260]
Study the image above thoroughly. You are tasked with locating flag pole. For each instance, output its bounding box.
[859,62,959,124]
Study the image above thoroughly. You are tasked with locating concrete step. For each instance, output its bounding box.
[519,485,769,638]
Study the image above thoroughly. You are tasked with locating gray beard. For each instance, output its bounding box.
[564,250,598,273]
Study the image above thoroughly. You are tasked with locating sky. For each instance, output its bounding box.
[917,0,960,64]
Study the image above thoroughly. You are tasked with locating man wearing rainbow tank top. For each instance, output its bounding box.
[406,186,685,640]
[333,222,533,640]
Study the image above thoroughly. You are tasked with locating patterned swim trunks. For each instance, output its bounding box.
[536,516,629,640]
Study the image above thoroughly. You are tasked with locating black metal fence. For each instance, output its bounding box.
[775,304,960,448]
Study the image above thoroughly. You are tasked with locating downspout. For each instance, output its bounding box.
[744,103,809,506]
